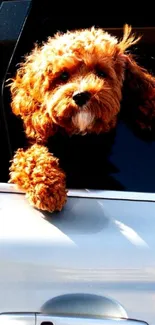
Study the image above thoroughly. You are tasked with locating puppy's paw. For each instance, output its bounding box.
[26,181,67,212]
[9,144,67,212]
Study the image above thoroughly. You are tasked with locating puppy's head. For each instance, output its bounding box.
[8,25,155,142]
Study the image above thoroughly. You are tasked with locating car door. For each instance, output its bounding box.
[0,185,155,324]
[0,2,155,325]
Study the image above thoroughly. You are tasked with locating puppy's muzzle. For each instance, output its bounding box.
[73,91,91,106]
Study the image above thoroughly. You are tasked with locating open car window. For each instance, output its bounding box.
[2,1,155,193]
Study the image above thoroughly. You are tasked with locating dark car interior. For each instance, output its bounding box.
[1,0,155,193]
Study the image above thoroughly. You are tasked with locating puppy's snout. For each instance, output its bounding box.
[73,91,91,106]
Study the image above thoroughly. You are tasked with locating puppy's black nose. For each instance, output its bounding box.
[73,91,91,106]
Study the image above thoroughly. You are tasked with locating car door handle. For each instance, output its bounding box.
[0,294,149,325]
[37,315,149,325]
[38,294,149,325]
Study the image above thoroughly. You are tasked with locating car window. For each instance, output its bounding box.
[2,2,155,192]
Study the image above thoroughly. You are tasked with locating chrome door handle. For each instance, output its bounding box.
[0,294,149,325]
[38,293,149,325]
[36,315,149,325]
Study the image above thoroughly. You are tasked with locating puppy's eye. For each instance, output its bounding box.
[95,68,107,79]
[59,71,70,81]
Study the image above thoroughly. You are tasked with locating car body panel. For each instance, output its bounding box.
[0,184,155,324]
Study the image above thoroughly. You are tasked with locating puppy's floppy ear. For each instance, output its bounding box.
[7,44,56,144]
[118,25,155,139]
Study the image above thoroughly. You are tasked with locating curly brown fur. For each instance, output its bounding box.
[9,144,67,211]
[7,24,155,212]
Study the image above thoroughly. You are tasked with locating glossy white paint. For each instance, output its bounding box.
[0,314,35,325]
[0,184,155,325]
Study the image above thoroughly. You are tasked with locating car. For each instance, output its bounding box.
[0,2,155,324]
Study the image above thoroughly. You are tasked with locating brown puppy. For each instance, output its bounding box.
[8,25,155,212]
